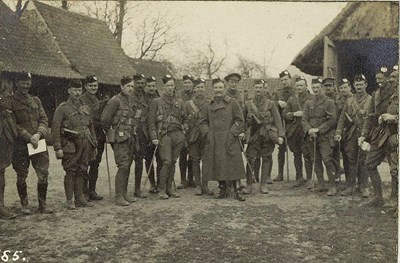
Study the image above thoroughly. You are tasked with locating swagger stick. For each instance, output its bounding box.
[238,138,258,185]
[311,136,317,190]
[141,144,159,190]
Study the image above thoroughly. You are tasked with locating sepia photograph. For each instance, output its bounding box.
[0,0,398,262]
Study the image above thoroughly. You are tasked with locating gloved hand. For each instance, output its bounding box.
[358,136,365,147]
[152,139,159,145]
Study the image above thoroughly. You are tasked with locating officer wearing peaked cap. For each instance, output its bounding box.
[101,76,139,206]
[359,66,398,207]
[177,74,195,189]
[11,72,53,214]
[224,73,244,109]
[334,74,371,197]
[132,73,152,198]
[52,79,96,210]
[302,77,338,195]
[322,77,345,182]
[282,75,313,188]
[148,74,188,199]
[200,77,246,201]
[80,75,104,201]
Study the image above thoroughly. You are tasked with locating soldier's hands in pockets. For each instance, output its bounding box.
[55,149,64,159]
[152,139,159,145]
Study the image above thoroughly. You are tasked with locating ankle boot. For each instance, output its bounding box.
[38,183,53,214]
[202,181,214,195]
[232,181,245,201]
[17,182,30,214]
[88,173,103,201]
[260,156,272,194]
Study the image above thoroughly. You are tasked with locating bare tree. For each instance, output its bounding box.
[202,40,228,79]
[236,55,263,78]
[132,11,178,60]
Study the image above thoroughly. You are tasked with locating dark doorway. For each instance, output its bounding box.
[337,38,399,93]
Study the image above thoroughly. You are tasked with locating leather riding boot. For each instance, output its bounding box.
[0,171,16,219]
[74,174,94,207]
[193,159,202,195]
[123,169,136,203]
[167,164,179,198]
[134,158,146,198]
[88,170,103,201]
[363,168,384,207]
[16,181,30,214]
[274,143,285,182]
[64,173,75,210]
[37,183,53,214]
[260,156,272,194]
[158,162,170,199]
[293,151,304,187]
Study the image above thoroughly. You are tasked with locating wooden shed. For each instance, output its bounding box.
[291,2,399,92]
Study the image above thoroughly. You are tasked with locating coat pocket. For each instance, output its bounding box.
[115,130,129,143]
[61,137,76,153]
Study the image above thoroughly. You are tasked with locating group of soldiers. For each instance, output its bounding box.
[0,63,398,219]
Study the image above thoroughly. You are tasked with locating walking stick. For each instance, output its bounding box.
[311,136,317,190]
[105,142,112,198]
[238,138,258,185]
[282,121,290,182]
[338,140,342,195]
[141,144,159,190]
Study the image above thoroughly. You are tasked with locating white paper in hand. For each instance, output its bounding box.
[27,139,47,156]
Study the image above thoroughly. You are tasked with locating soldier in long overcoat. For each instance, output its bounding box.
[200,78,246,201]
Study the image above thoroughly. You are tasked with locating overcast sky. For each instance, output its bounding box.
[121,1,347,77]
[5,0,347,78]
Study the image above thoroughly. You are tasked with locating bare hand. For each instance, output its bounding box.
[152,139,159,145]
[30,133,41,149]
[358,136,365,147]
[380,113,396,122]
[293,111,303,117]
[278,100,287,108]
[238,133,245,140]
[278,137,284,145]
[55,149,64,159]
[334,135,342,142]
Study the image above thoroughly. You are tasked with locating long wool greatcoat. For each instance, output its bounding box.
[200,95,246,181]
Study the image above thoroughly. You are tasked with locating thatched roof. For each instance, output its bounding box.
[0,1,81,78]
[291,2,399,76]
[20,1,135,85]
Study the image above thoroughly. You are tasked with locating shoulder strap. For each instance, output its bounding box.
[189,100,199,114]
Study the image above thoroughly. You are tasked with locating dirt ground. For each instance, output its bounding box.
[1,146,398,263]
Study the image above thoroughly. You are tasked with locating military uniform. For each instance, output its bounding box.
[177,87,195,188]
[283,89,312,187]
[242,93,285,194]
[273,85,292,182]
[11,90,51,214]
[386,89,398,203]
[302,91,337,194]
[101,91,139,205]
[52,96,97,208]
[361,75,397,206]
[148,92,188,199]
[336,91,371,196]
[185,92,212,195]
[0,91,18,219]
[80,91,106,200]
